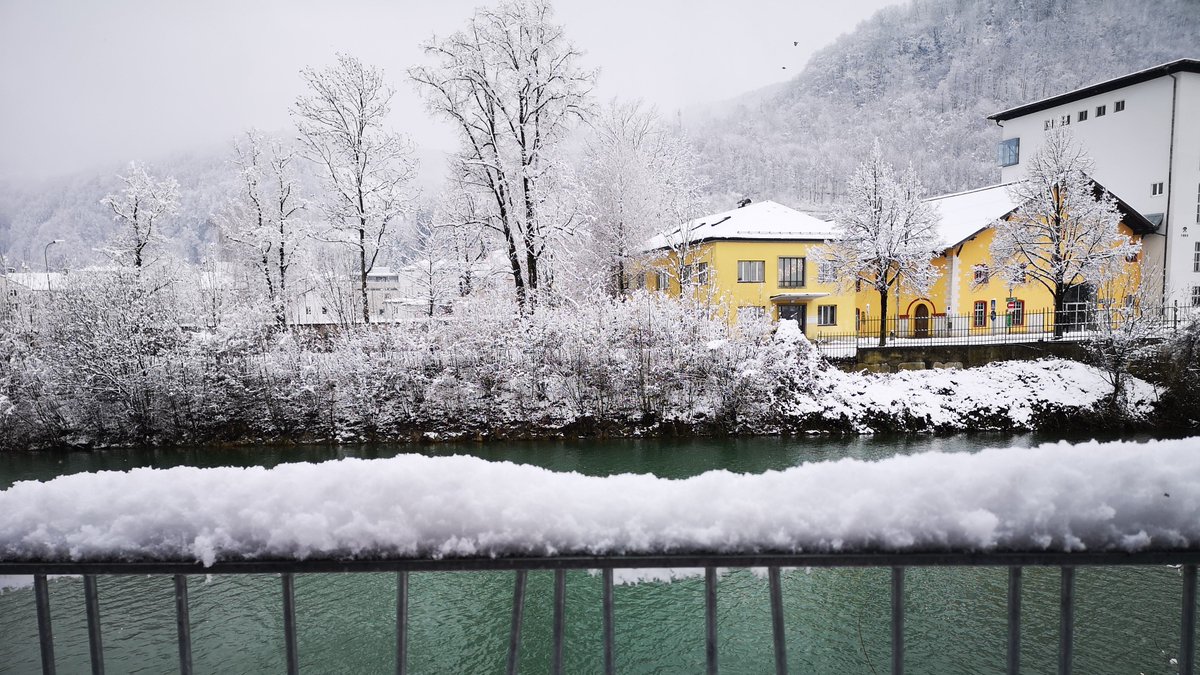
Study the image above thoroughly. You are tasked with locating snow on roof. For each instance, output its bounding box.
[1,435,1198,565]
[924,183,1021,250]
[643,200,835,251]
[3,272,69,292]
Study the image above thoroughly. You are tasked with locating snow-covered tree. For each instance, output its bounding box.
[293,53,417,324]
[99,162,180,269]
[405,211,456,317]
[582,100,705,296]
[813,141,940,346]
[990,129,1141,337]
[410,0,595,312]
[1086,262,1162,415]
[218,131,309,327]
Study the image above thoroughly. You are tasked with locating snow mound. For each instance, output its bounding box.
[1,437,1197,566]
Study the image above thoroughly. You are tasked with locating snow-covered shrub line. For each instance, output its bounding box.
[1,436,1196,565]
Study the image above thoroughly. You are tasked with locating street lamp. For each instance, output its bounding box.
[43,239,62,293]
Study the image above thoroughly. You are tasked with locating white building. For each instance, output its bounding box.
[989,58,1200,304]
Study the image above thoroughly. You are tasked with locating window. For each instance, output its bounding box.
[1096,104,1106,117]
[737,260,765,283]
[1194,243,1200,273]
[321,307,328,314]
[1010,299,1025,326]
[1044,119,1055,131]
[777,257,805,287]
[681,262,709,285]
[817,305,837,326]
[855,279,863,293]
[1078,109,1088,122]
[1114,100,1125,112]
[655,270,670,290]
[1193,287,1200,308]
[305,307,311,315]
[379,308,385,315]
[973,301,987,327]
[1152,182,1164,196]
[973,265,990,285]
[817,261,837,284]
[1060,114,1071,126]
[738,305,766,322]
[998,138,1020,167]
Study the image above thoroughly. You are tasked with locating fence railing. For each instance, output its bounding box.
[813,303,1199,360]
[5,550,1198,675]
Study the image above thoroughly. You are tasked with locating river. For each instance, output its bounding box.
[0,433,1185,674]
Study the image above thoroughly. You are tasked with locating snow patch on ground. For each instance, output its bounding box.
[0,436,1196,566]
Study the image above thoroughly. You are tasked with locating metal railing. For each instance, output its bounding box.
[4,550,1199,675]
[813,303,1199,360]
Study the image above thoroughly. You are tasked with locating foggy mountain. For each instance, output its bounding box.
[687,0,1200,210]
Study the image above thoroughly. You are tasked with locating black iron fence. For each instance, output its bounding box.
[4,550,1198,675]
[812,303,1199,361]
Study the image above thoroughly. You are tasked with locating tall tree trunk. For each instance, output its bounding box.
[359,227,370,324]
[877,286,889,347]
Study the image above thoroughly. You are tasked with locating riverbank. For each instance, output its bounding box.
[0,299,1165,451]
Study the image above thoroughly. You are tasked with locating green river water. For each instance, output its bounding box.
[0,433,1188,674]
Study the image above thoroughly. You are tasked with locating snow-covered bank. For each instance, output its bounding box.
[1,437,1197,565]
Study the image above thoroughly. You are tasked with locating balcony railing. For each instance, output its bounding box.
[4,550,1198,675]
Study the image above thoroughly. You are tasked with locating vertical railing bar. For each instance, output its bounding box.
[1182,564,1197,675]
[506,570,527,675]
[173,575,193,675]
[34,573,56,675]
[705,567,718,675]
[768,566,788,675]
[552,569,566,675]
[891,567,904,675]
[396,571,409,675]
[1007,566,1021,675]
[1058,566,1074,675]
[282,573,299,675]
[84,574,105,675]
[602,568,616,675]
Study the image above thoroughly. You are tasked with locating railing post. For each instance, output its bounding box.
[1058,566,1074,675]
[173,575,193,675]
[506,570,527,675]
[552,570,566,675]
[706,567,718,675]
[396,571,408,675]
[34,573,55,675]
[768,566,788,675]
[602,568,616,675]
[1007,567,1021,675]
[84,574,105,675]
[892,567,904,675]
[1182,564,1197,675]
[282,573,298,675]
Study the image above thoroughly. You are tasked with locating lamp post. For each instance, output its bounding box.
[43,239,62,293]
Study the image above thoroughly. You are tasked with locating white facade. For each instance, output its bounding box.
[990,59,1200,305]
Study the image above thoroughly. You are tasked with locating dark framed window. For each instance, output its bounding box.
[1193,243,1200,273]
[1114,100,1125,112]
[681,262,709,286]
[1192,287,1200,308]
[1152,182,1164,196]
[973,301,987,327]
[1078,109,1088,122]
[777,257,805,287]
[737,260,765,283]
[817,304,837,326]
[1096,104,1107,117]
[998,138,1020,167]
[655,270,670,290]
[1060,114,1071,126]
[816,262,837,284]
[973,265,990,285]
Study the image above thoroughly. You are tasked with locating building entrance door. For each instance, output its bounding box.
[778,304,806,334]
[913,304,930,338]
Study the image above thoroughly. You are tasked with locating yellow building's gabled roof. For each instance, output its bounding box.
[642,200,834,252]
[923,183,1022,250]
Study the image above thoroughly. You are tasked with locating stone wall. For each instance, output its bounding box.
[847,341,1092,373]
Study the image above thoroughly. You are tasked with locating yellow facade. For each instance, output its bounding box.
[641,239,856,339]
[641,215,1147,340]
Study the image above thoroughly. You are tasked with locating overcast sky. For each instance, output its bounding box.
[0,0,903,181]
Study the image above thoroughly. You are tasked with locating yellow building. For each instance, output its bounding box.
[640,183,1156,341]
[639,200,855,338]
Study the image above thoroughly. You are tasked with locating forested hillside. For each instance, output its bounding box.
[689,0,1200,209]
